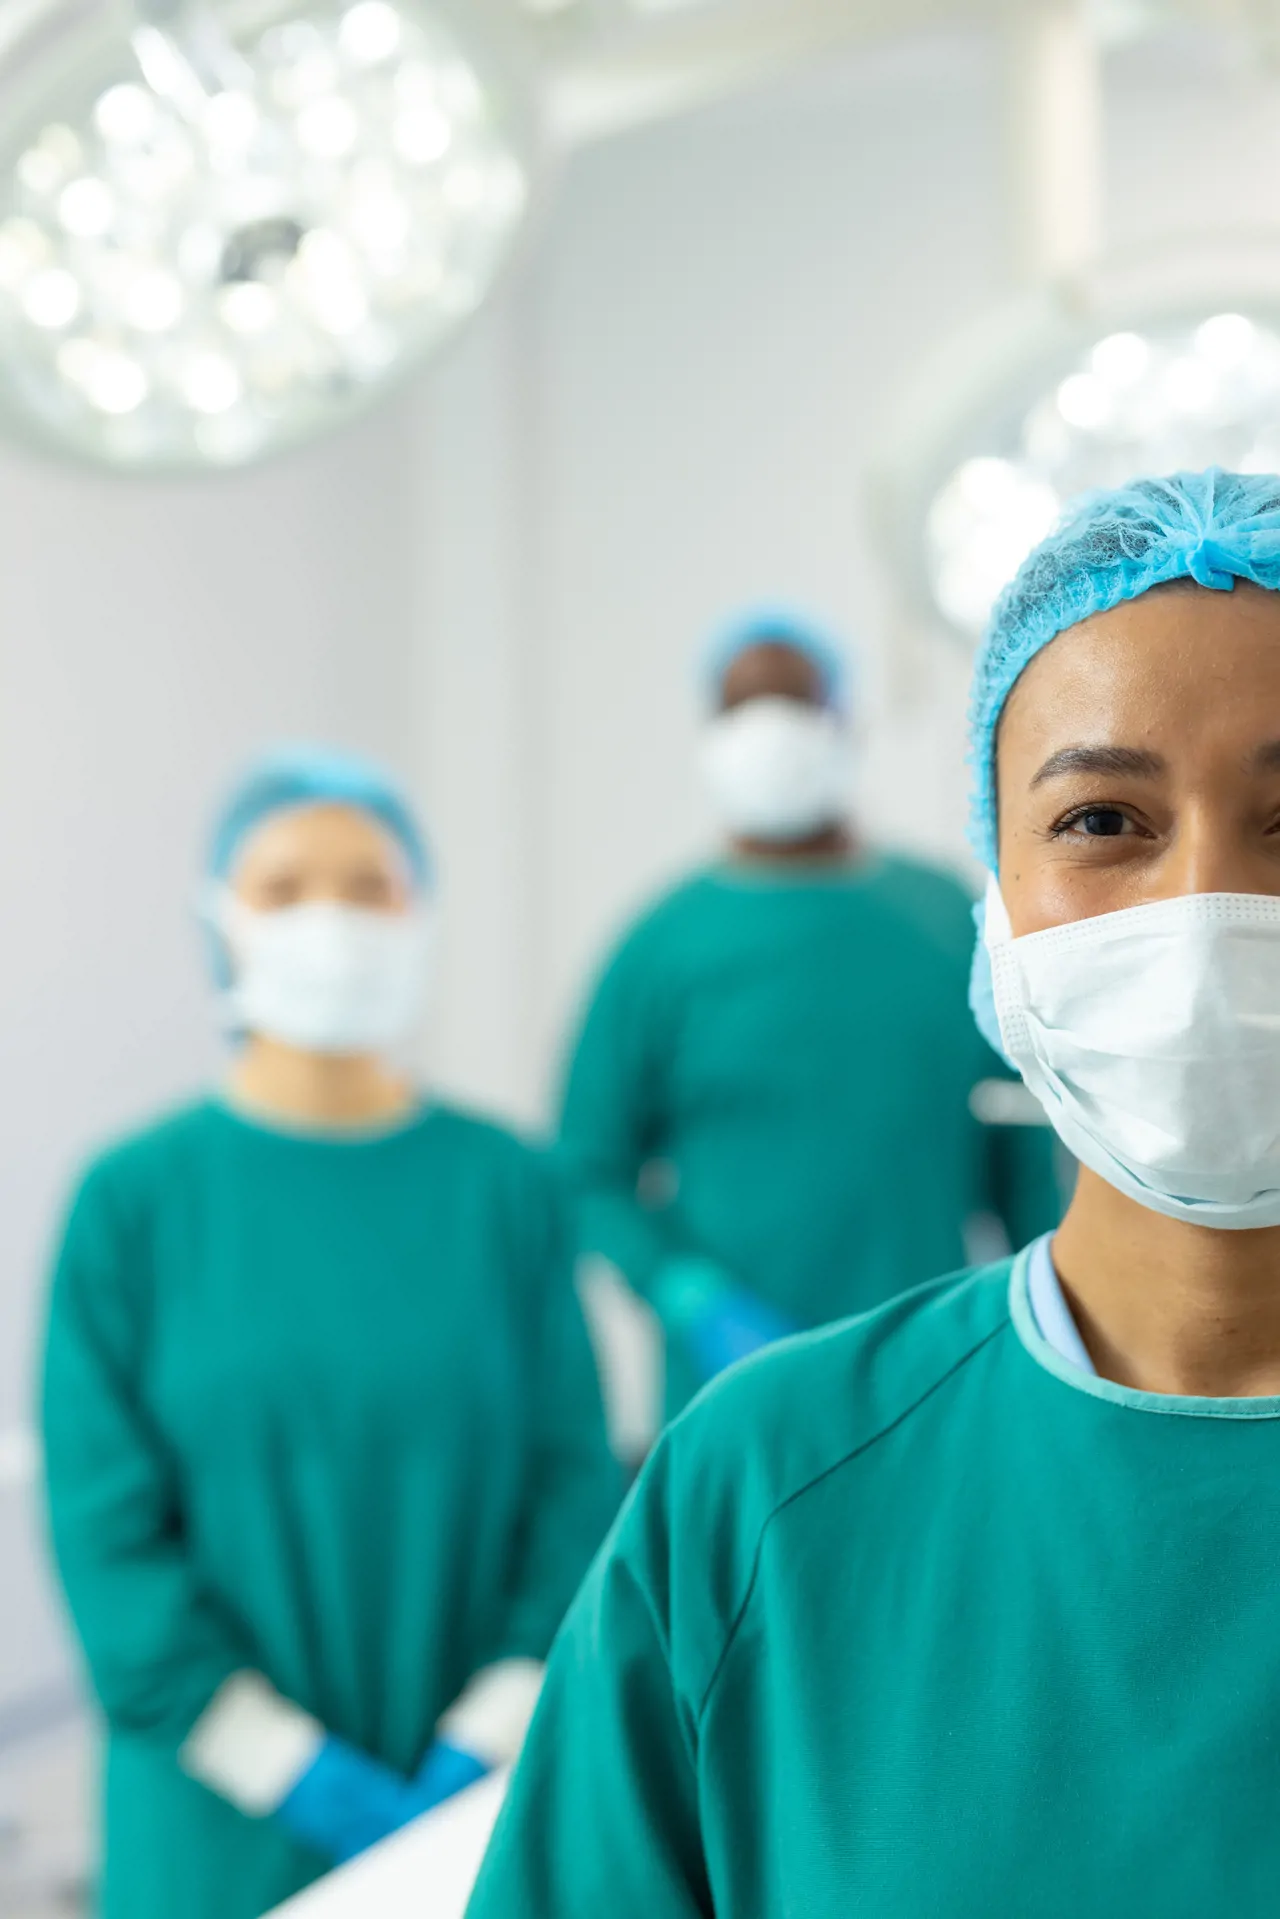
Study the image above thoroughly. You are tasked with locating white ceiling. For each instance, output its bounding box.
[1,0,1275,153]
[491,0,1280,146]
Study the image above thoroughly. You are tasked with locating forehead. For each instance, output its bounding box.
[998,581,1280,764]
[720,640,824,698]
[233,801,405,874]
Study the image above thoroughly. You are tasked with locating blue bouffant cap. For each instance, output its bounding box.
[969,468,1280,872]
[702,604,852,712]
[208,745,432,888]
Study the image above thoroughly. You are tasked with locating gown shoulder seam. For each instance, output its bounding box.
[694,1315,1011,1723]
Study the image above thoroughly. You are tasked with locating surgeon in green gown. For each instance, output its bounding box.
[468,471,1280,1918]
[41,748,619,1919]
[560,608,1061,1420]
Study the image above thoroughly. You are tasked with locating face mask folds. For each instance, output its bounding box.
[216,897,432,1056]
[985,884,1280,1229]
[699,698,849,843]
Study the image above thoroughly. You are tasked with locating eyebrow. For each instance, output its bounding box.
[1030,744,1166,788]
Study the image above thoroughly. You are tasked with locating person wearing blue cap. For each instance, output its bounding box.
[40,747,619,1919]
[558,608,1060,1427]
[467,470,1280,1918]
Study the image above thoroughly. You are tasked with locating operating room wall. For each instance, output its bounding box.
[0,410,418,1706]
[413,29,995,1126]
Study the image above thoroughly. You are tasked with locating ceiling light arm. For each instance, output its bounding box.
[1005,0,1104,297]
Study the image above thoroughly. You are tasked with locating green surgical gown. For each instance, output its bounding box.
[559,856,1060,1412]
[469,1248,1280,1918]
[41,1098,619,1919]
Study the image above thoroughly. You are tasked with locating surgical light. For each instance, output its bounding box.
[924,312,1280,637]
[0,0,533,471]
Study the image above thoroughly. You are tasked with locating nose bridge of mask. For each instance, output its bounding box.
[255,899,388,971]
[982,884,1234,1052]
[217,889,416,956]
[719,695,839,750]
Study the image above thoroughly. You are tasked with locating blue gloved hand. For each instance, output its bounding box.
[411,1738,490,1815]
[275,1737,420,1864]
[654,1257,797,1383]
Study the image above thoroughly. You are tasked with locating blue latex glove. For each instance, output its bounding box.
[654,1257,797,1383]
[411,1738,490,1814]
[275,1737,421,1865]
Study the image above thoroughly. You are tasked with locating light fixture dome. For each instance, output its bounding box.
[0,0,535,470]
[927,310,1280,636]
[873,242,1280,646]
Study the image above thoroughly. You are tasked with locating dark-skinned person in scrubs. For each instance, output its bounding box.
[40,748,618,1919]
[559,608,1060,1425]
[468,470,1280,1918]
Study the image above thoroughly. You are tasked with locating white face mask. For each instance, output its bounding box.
[218,897,432,1056]
[699,697,850,843]
[985,881,1280,1228]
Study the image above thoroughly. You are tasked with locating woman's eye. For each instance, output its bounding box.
[1061,806,1130,839]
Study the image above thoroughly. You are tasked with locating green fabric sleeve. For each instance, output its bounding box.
[557,931,692,1303]
[41,1164,250,1750]
[468,1444,713,1918]
[490,1163,624,1663]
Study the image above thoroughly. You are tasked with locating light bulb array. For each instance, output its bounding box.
[0,0,530,469]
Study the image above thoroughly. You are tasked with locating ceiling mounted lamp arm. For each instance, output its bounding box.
[129,0,254,120]
[1003,0,1104,303]
[542,0,980,149]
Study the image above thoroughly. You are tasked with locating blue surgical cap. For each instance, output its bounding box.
[209,745,432,888]
[703,605,851,712]
[969,468,1280,872]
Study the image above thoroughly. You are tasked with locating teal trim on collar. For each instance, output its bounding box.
[1008,1245,1280,1420]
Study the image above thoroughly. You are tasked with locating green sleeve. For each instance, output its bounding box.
[557,926,690,1303]
[41,1163,249,1750]
[468,1442,713,1918]
[491,1162,624,1663]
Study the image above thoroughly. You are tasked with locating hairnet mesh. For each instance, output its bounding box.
[209,745,432,888]
[969,467,1280,870]
[703,605,851,711]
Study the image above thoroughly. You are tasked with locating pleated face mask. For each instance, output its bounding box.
[699,698,850,842]
[218,897,433,1056]
[984,883,1280,1228]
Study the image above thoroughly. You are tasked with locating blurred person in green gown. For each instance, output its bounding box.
[560,609,1062,1423]
[41,747,619,1919]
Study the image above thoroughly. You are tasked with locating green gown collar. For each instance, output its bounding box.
[211,1090,432,1145]
[1008,1243,1280,1420]
[703,851,886,892]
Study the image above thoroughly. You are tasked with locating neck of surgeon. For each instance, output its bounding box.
[1052,1175,1280,1400]
[729,820,857,865]
[229,1035,416,1129]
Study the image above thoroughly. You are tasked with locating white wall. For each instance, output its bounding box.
[414,27,1006,1122]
